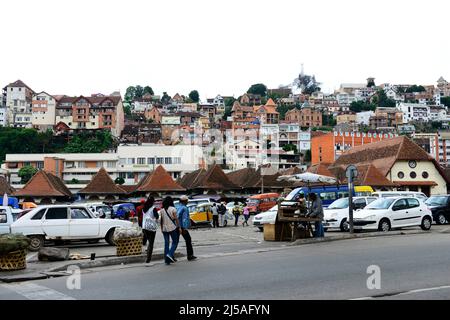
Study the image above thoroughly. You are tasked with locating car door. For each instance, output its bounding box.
[405,198,423,226]
[391,199,409,228]
[42,207,70,238]
[0,209,10,234]
[69,207,100,238]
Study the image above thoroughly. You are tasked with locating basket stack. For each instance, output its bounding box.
[114,227,143,257]
[0,234,30,271]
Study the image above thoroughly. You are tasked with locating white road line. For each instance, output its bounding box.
[350,285,450,300]
[216,231,260,241]
[2,283,75,300]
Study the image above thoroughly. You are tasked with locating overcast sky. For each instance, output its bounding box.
[1,0,449,100]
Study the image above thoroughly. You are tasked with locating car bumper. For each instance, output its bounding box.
[353,220,378,230]
[323,219,340,229]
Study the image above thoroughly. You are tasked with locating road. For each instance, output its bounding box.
[2,232,450,300]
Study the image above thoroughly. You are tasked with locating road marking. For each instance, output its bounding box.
[26,253,38,262]
[351,285,450,300]
[216,231,260,241]
[2,282,75,300]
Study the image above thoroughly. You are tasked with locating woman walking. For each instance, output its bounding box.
[160,196,181,265]
[142,196,159,264]
[242,206,250,226]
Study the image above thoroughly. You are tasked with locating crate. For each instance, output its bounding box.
[0,249,27,271]
[115,237,143,257]
[264,222,313,242]
[264,224,281,241]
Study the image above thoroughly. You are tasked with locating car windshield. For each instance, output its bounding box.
[285,188,305,201]
[247,199,259,205]
[365,198,396,210]
[425,196,448,206]
[328,198,349,209]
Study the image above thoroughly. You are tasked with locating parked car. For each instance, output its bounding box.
[87,203,113,219]
[190,203,214,225]
[371,191,427,202]
[324,196,377,232]
[112,203,136,219]
[352,197,432,232]
[0,206,21,234]
[174,198,212,209]
[252,205,278,231]
[245,193,279,215]
[10,205,133,251]
[424,195,450,225]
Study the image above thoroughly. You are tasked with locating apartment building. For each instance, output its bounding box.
[2,80,34,127]
[55,94,124,137]
[2,144,204,191]
[284,104,322,127]
[31,92,57,131]
[369,107,403,129]
[311,131,398,165]
[398,102,431,123]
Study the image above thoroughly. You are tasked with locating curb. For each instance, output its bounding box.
[287,230,429,246]
[0,252,184,283]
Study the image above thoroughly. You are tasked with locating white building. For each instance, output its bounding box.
[2,144,204,192]
[430,105,447,121]
[356,111,374,125]
[336,92,356,106]
[31,92,57,131]
[398,102,431,123]
[0,107,7,126]
[2,80,34,127]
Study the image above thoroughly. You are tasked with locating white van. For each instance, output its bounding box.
[371,191,427,202]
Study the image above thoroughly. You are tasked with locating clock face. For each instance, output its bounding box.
[408,160,417,168]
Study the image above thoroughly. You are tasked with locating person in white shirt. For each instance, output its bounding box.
[211,203,219,228]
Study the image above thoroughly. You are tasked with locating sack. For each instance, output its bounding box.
[153,208,159,220]
[143,218,158,231]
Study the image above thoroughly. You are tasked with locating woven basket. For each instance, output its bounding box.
[115,237,143,257]
[0,249,27,271]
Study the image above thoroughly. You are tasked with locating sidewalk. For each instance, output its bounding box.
[0,225,442,283]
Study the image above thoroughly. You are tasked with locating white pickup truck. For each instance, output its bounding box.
[0,206,21,235]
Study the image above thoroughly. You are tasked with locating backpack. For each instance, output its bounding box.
[232,206,240,215]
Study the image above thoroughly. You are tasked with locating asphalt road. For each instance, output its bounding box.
[2,232,450,300]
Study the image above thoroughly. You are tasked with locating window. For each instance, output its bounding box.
[96,161,103,168]
[397,172,404,179]
[137,158,146,165]
[173,157,181,164]
[320,192,337,201]
[0,212,6,223]
[127,158,135,165]
[78,161,86,168]
[165,157,172,164]
[119,172,126,179]
[156,157,163,164]
[107,161,115,168]
[407,198,420,209]
[410,171,417,179]
[45,207,68,220]
[127,172,134,179]
[70,208,91,219]
[393,199,408,210]
[422,171,429,179]
[148,158,155,165]
[36,161,44,169]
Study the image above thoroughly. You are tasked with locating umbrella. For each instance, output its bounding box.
[277,172,337,184]
[2,193,8,206]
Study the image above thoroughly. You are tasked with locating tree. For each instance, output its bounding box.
[134,85,144,100]
[224,97,235,107]
[69,178,80,184]
[350,101,377,113]
[223,106,232,120]
[124,86,136,102]
[161,92,171,105]
[18,165,38,184]
[303,150,311,163]
[277,104,293,120]
[367,78,376,88]
[322,113,337,127]
[247,83,267,97]
[115,177,125,185]
[189,90,200,103]
[376,89,396,108]
[143,86,154,96]
[124,104,132,117]
[441,97,450,107]
[294,73,321,95]
[64,130,113,153]
[406,85,426,93]
[282,144,298,154]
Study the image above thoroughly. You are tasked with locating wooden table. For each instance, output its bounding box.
[277,205,321,241]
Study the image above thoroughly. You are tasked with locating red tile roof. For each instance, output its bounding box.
[307,163,334,177]
[179,165,238,191]
[14,171,73,198]
[135,165,185,192]
[4,80,34,92]
[78,168,127,195]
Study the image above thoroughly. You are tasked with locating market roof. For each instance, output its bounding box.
[329,164,397,187]
[14,171,73,198]
[135,165,185,192]
[0,176,15,195]
[78,168,127,195]
[307,163,334,177]
[179,165,238,191]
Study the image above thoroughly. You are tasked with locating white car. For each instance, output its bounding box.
[324,197,377,232]
[352,197,433,232]
[252,205,278,231]
[11,205,133,251]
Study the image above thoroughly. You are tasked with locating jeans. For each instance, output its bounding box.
[142,229,156,263]
[314,221,325,238]
[243,214,249,226]
[180,229,194,258]
[163,230,179,263]
[212,215,219,228]
[219,214,225,227]
[234,214,240,226]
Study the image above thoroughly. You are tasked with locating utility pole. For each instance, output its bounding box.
[346,165,358,234]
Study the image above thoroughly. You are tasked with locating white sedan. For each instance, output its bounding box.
[324,197,377,232]
[11,205,133,251]
[352,197,433,232]
[252,205,278,231]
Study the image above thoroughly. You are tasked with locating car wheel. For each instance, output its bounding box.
[105,228,116,246]
[421,216,432,231]
[88,239,100,244]
[190,219,196,227]
[28,235,44,251]
[340,218,350,232]
[437,213,447,225]
[378,219,391,232]
[258,227,264,232]
[223,220,228,227]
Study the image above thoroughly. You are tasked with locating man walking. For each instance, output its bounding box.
[177,195,197,261]
[211,203,219,228]
[232,202,242,226]
[218,201,227,227]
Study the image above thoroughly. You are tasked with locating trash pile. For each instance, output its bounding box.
[0,234,30,255]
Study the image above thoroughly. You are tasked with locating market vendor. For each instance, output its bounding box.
[307,193,324,238]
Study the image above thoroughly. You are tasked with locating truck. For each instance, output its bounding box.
[0,206,21,234]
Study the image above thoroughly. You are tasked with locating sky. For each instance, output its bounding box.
[1,0,449,100]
